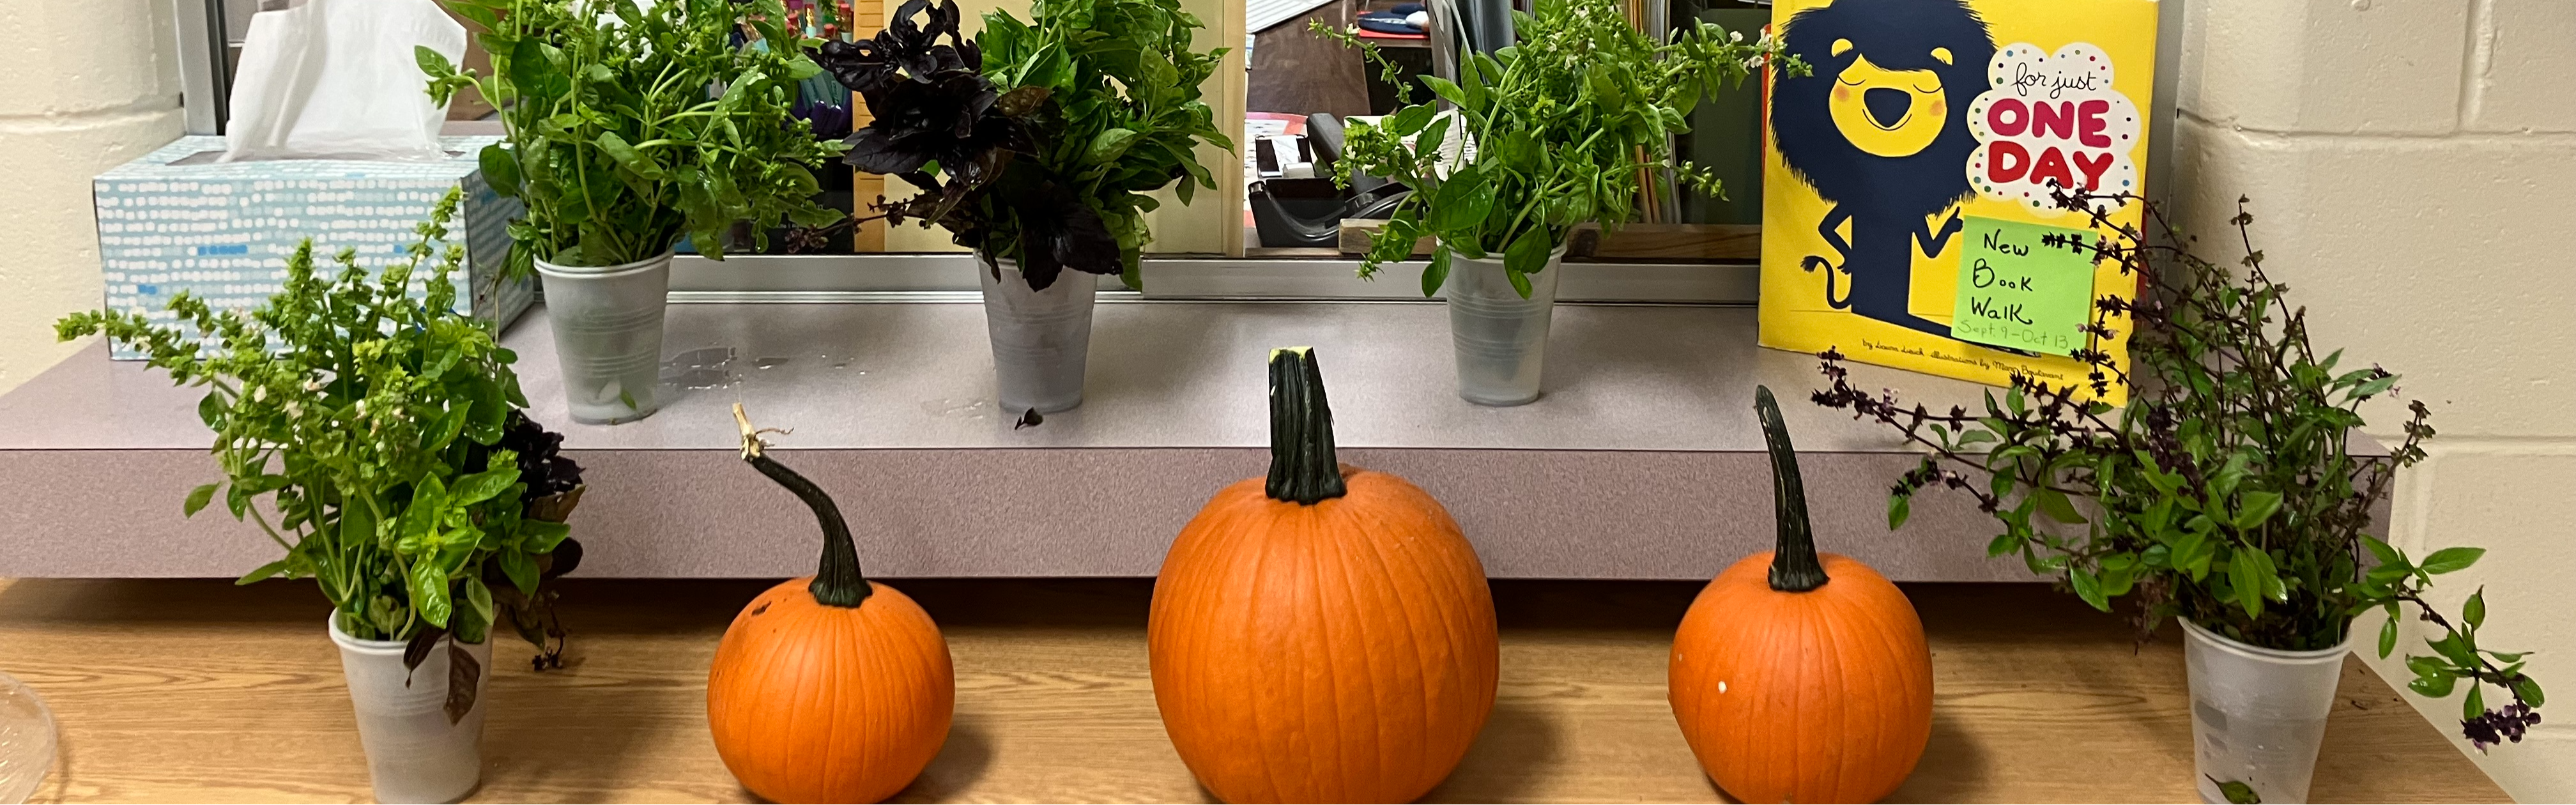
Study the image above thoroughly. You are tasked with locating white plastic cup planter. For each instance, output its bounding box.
[977,257,1096,415]
[1443,246,1567,406]
[2181,618,2354,805]
[534,252,673,425]
[330,617,491,804]
[0,671,55,804]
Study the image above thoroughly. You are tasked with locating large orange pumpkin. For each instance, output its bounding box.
[1668,387,1934,804]
[1149,348,1499,804]
[707,405,954,804]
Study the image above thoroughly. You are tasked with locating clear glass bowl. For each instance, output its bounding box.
[0,672,56,804]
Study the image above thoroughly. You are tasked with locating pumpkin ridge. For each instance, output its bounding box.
[1383,479,1494,794]
[1347,502,1442,795]
[1818,597,1863,801]
[1779,595,1816,799]
[1303,519,1358,800]
[1235,508,1293,802]
[1261,509,1314,801]
[1395,495,1491,789]
[1331,487,1428,795]
[1319,498,1393,793]
[824,612,859,795]
[1793,598,1834,799]
[1334,522,1392,801]
[846,612,882,793]
[1361,503,1450,790]
[1731,593,1772,794]
[1154,528,1215,792]
[795,615,835,796]
[1841,560,1933,788]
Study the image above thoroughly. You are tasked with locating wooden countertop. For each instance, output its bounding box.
[0,578,2503,803]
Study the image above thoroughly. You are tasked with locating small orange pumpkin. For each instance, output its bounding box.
[1149,348,1500,804]
[1669,387,1934,804]
[707,405,954,804]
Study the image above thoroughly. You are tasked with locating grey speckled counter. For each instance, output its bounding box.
[2,300,2057,580]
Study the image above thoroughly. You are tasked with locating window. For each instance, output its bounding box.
[168,0,2181,302]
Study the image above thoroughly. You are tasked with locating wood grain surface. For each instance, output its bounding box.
[0,578,2503,804]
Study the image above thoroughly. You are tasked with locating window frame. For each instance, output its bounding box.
[167,0,2186,304]
[663,252,1761,302]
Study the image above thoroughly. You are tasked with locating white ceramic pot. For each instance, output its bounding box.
[1442,244,1567,406]
[534,250,673,424]
[2181,618,2354,805]
[977,256,1097,415]
[330,616,491,804]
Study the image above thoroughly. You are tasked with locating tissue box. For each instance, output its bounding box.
[91,135,532,359]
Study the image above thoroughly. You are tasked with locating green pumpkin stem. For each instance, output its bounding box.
[735,404,871,608]
[1265,348,1347,505]
[1756,386,1829,592]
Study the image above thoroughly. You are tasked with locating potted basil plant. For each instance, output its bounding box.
[815,0,1230,415]
[1319,0,1786,405]
[1816,192,2545,805]
[56,193,587,805]
[418,0,847,424]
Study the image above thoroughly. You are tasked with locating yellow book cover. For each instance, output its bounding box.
[1758,0,2158,403]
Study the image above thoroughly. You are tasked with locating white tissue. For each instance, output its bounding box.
[220,0,465,162]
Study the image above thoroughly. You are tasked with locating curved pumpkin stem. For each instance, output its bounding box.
[1265,348,1347,505]
[735,404,872,608]
[1756,386,1828,592]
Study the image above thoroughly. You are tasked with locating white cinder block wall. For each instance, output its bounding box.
[0,1,184,395]
[2174,0,2576,797]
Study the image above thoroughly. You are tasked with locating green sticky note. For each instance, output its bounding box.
[1950,217,2099,356]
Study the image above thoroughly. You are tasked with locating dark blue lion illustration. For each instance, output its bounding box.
[1772,0,1995,339]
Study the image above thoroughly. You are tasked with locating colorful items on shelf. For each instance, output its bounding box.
[1669,387,1935,804]
[1147,348,1500,802]
[707,404,958,804]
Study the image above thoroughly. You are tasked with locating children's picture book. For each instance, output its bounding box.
[1757,0,2158,403]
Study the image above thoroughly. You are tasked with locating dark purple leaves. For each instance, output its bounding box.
[812,0,981,97]
[2465,702,2540,751]
[1013,180,1119,291]
[815,0,1124,286]
[814,0,1006,171]
[498,411,582,502]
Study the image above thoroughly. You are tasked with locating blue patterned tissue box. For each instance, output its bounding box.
[91,135,533,359]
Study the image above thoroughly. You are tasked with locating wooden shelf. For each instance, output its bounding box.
[0,579,2500,803]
